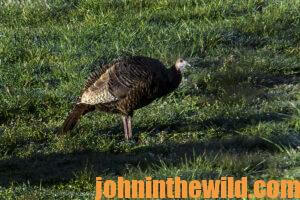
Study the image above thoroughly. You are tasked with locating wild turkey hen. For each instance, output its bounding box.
[61,56,190,140]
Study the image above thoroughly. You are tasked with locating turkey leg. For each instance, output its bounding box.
[122,116,132,140]
[127,116,132,139]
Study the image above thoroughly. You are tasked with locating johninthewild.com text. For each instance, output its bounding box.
[95,176,299,199]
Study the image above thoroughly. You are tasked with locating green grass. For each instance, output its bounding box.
[0,0,300,199]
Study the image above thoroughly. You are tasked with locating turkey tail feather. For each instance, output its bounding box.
[61,103,94,133]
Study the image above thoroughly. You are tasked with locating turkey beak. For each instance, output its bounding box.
[186,62,191,67]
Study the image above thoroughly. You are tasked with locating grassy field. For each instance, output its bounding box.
[0,0,299,199]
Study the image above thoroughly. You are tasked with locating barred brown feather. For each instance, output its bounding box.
[61,103,95,133]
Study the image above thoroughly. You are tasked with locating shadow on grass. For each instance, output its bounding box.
[251,73,299,88]
[0,134,298,187]
[0,111,295,187]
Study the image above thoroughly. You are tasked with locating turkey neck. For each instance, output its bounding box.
[167,65,182,91]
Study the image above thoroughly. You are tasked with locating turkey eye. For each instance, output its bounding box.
[180,59,183,62]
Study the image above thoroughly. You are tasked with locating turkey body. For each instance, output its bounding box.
[61,56,187,140]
